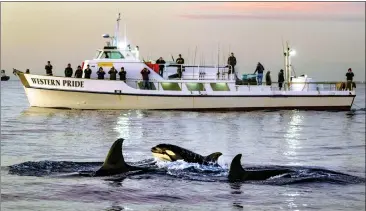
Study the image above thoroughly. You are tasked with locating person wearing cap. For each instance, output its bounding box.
[345,68,355,91]
[64,63,73,77]
[227,52,237,76]
[176,54,185,78]
[74,65,83,78]
[45,61,53,76]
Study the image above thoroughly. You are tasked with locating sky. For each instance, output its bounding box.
[1,2,365,81]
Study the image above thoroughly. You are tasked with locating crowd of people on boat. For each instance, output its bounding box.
[19,59,356,91]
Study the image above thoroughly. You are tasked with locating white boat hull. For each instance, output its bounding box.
[23,87,354,111]
[14,72,355,111]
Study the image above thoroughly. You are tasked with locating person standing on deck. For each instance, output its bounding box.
[176,54,185,78]
[119,67,127,82]
[345,68,355,91]
[156,57,166,77]
[84,65,92,79]
[97,67,106,79]
[278,69,285,90]
[265,71,272,86]
[227,53,237,77]
[45,61,53,76]
[74,66,83,78]
[140,67,151,90]
[64,63,73,77]
[108,66,117,80]
[254,62,265,85]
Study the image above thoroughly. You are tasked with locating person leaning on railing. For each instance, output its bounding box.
[345,68,355,91]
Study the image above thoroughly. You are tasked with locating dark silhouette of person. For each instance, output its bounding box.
[64,63,73,77]
[45,61,53,76]
[84,64,92,79]
[278,69,285,90]
[156,57,166,77]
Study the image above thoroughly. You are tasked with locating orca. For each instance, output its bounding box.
[93,138,151,176]
[228,154,294,182]
[151,144,222,165]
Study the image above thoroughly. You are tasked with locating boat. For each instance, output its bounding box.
[13,14,356,111]
[1,70,10,81]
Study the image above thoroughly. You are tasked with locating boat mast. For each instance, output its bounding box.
[283,41,291,91]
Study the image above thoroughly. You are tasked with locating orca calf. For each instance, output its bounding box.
[151,144,222,165]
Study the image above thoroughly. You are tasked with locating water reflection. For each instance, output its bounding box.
[283,111,303,165]
[283,191,300,211]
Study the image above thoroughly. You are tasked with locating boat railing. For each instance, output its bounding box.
[124,78,354,92]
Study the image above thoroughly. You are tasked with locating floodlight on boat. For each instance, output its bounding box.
[102,34,110,39]
[290,49,296,56]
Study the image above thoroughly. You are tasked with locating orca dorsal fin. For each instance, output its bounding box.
[204,152,223,163]
[228,154,246,182]
[95,138,129,176]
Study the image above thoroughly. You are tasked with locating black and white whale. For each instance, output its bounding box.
[151,144,222,165]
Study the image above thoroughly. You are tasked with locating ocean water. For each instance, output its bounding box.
[1,79,365,211]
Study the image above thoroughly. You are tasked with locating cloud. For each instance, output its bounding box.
[179,13,365,22]
[180,2,365,22]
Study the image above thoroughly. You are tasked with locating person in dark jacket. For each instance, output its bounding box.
[345,68,355,91]
[84,65,92,79]
[25,69,30,74]
[254,62,265,85]
[278,69,285,90]
[156,57,166,77]
[45,61,53,76]
[265,71,272,86]
[176,54,184,78]
[74,66,83,78]
[119,67,127,82]
[64,63,73,77]
[97,67,106,79]
[140,67,151,89]
[108,66,117,80]
[227,52,237,75]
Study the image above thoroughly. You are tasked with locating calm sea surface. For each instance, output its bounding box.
[1,79,365,211]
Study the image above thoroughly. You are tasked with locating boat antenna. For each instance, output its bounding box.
[114,13,121,47]
[217,42,220,72]
[124,22,127,50]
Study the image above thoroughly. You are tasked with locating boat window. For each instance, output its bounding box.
[210,83,230,91]
[161,82,181,91]
[100,51,125,59]
[186,83,205,91]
